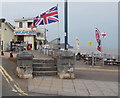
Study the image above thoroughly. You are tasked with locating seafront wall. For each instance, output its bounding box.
[70,48,118,59]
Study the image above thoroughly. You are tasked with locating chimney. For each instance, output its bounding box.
[0,18,6,23]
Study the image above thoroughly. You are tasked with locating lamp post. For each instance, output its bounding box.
[44,28,48,44]
[64,0,68,50]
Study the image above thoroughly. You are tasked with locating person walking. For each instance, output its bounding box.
[34,40,37,50]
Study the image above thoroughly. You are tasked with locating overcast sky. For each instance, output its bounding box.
[0,1,118,49]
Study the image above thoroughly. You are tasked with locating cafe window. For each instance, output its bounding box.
[19,22,22,28]
[28,22,32,28]
[17,35,24,42]
[37,33,44,37]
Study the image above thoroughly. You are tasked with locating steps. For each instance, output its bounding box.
[32,58,57,76]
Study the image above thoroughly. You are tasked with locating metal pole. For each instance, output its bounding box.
[1,40,3,50]
[64,0,68,50]
[44,28,47,45]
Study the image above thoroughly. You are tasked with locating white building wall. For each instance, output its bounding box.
[1,23,14,51]
[15,20,36,31]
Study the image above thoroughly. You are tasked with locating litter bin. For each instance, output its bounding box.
[16,51,34,78]
[56,50,75,79]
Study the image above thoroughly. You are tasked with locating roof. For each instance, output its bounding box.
[60,43,73,49]
[5,22,15,31]
[14,17,33,22]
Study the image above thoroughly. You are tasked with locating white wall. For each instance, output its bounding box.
[1,23,14,51]
[15,20,36,31]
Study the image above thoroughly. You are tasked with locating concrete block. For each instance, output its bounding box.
[75,86,87,90]
[39,85,50,90]
[75,92,89,96]
[30,89,58,95]
[16,66,33,79]
[17,60,33,66]
[28,80,35,91]
[50,86,62,91]
[58,91,77,96]
[89,90,103,96]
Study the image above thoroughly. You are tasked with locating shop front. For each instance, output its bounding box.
[14,30,36,50]
[14,18,45,51]
[14,29,45,51]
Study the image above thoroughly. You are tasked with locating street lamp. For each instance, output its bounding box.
[44,28,48,44]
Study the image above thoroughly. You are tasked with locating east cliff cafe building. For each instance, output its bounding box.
[14,17,45,50]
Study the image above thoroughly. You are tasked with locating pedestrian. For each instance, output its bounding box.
[10,39,14,51]
[39,40,42,49]
[34,40,37,50]
[76,52,81,60]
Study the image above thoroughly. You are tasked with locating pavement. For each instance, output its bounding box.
[1,51,17,58]
[28,76,118,96]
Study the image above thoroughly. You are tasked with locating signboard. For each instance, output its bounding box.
[14,30,36,35]
[88,42,93,46]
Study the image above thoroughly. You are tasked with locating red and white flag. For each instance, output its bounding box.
[101,32,106,38]
[95,28,102,52]
[76,37,80,50]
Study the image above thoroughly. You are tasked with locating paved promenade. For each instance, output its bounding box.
[1,51,17,58]
[28,76,118,96]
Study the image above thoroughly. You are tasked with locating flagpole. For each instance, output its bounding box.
[64,0,68,50]
[57,4,60,39]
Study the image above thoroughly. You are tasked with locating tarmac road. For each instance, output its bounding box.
[0,57,119,96]
[75,70,118,82]
[75,61,118,82]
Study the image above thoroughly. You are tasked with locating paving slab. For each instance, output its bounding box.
[30,89,58,95]
[28,76,118,96]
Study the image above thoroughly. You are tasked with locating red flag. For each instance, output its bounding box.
[95,28,102,52]
[97,46,102,52]
[97,40,102,52]
[30,23,35,29]
[101,32,106,38]
[95,28,100,42]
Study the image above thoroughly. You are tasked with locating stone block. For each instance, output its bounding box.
[16,66,33,79]
[58,91,78,96]
[56,50,75,79]
[50,86,62,91]
[16,51,34,60]
[30,89,58,95]
[75,91,89,96]
[16,51,33,79]
[17,60,33,66]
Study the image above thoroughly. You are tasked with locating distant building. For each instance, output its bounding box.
[0,18,15,51]
[60,43,73,49]
[14,17,45,50]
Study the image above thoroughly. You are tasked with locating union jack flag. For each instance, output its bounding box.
[31,5,59,29]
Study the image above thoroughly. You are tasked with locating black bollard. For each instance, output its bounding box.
[10,51,13,57]
[1,50,4,55]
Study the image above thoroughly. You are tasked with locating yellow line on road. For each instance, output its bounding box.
[0,65,28,96]
[0,69,17,92]
[0,69,10,83]
[75,67,118,72]
[0,65,13,81]
[14,84,28,96]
